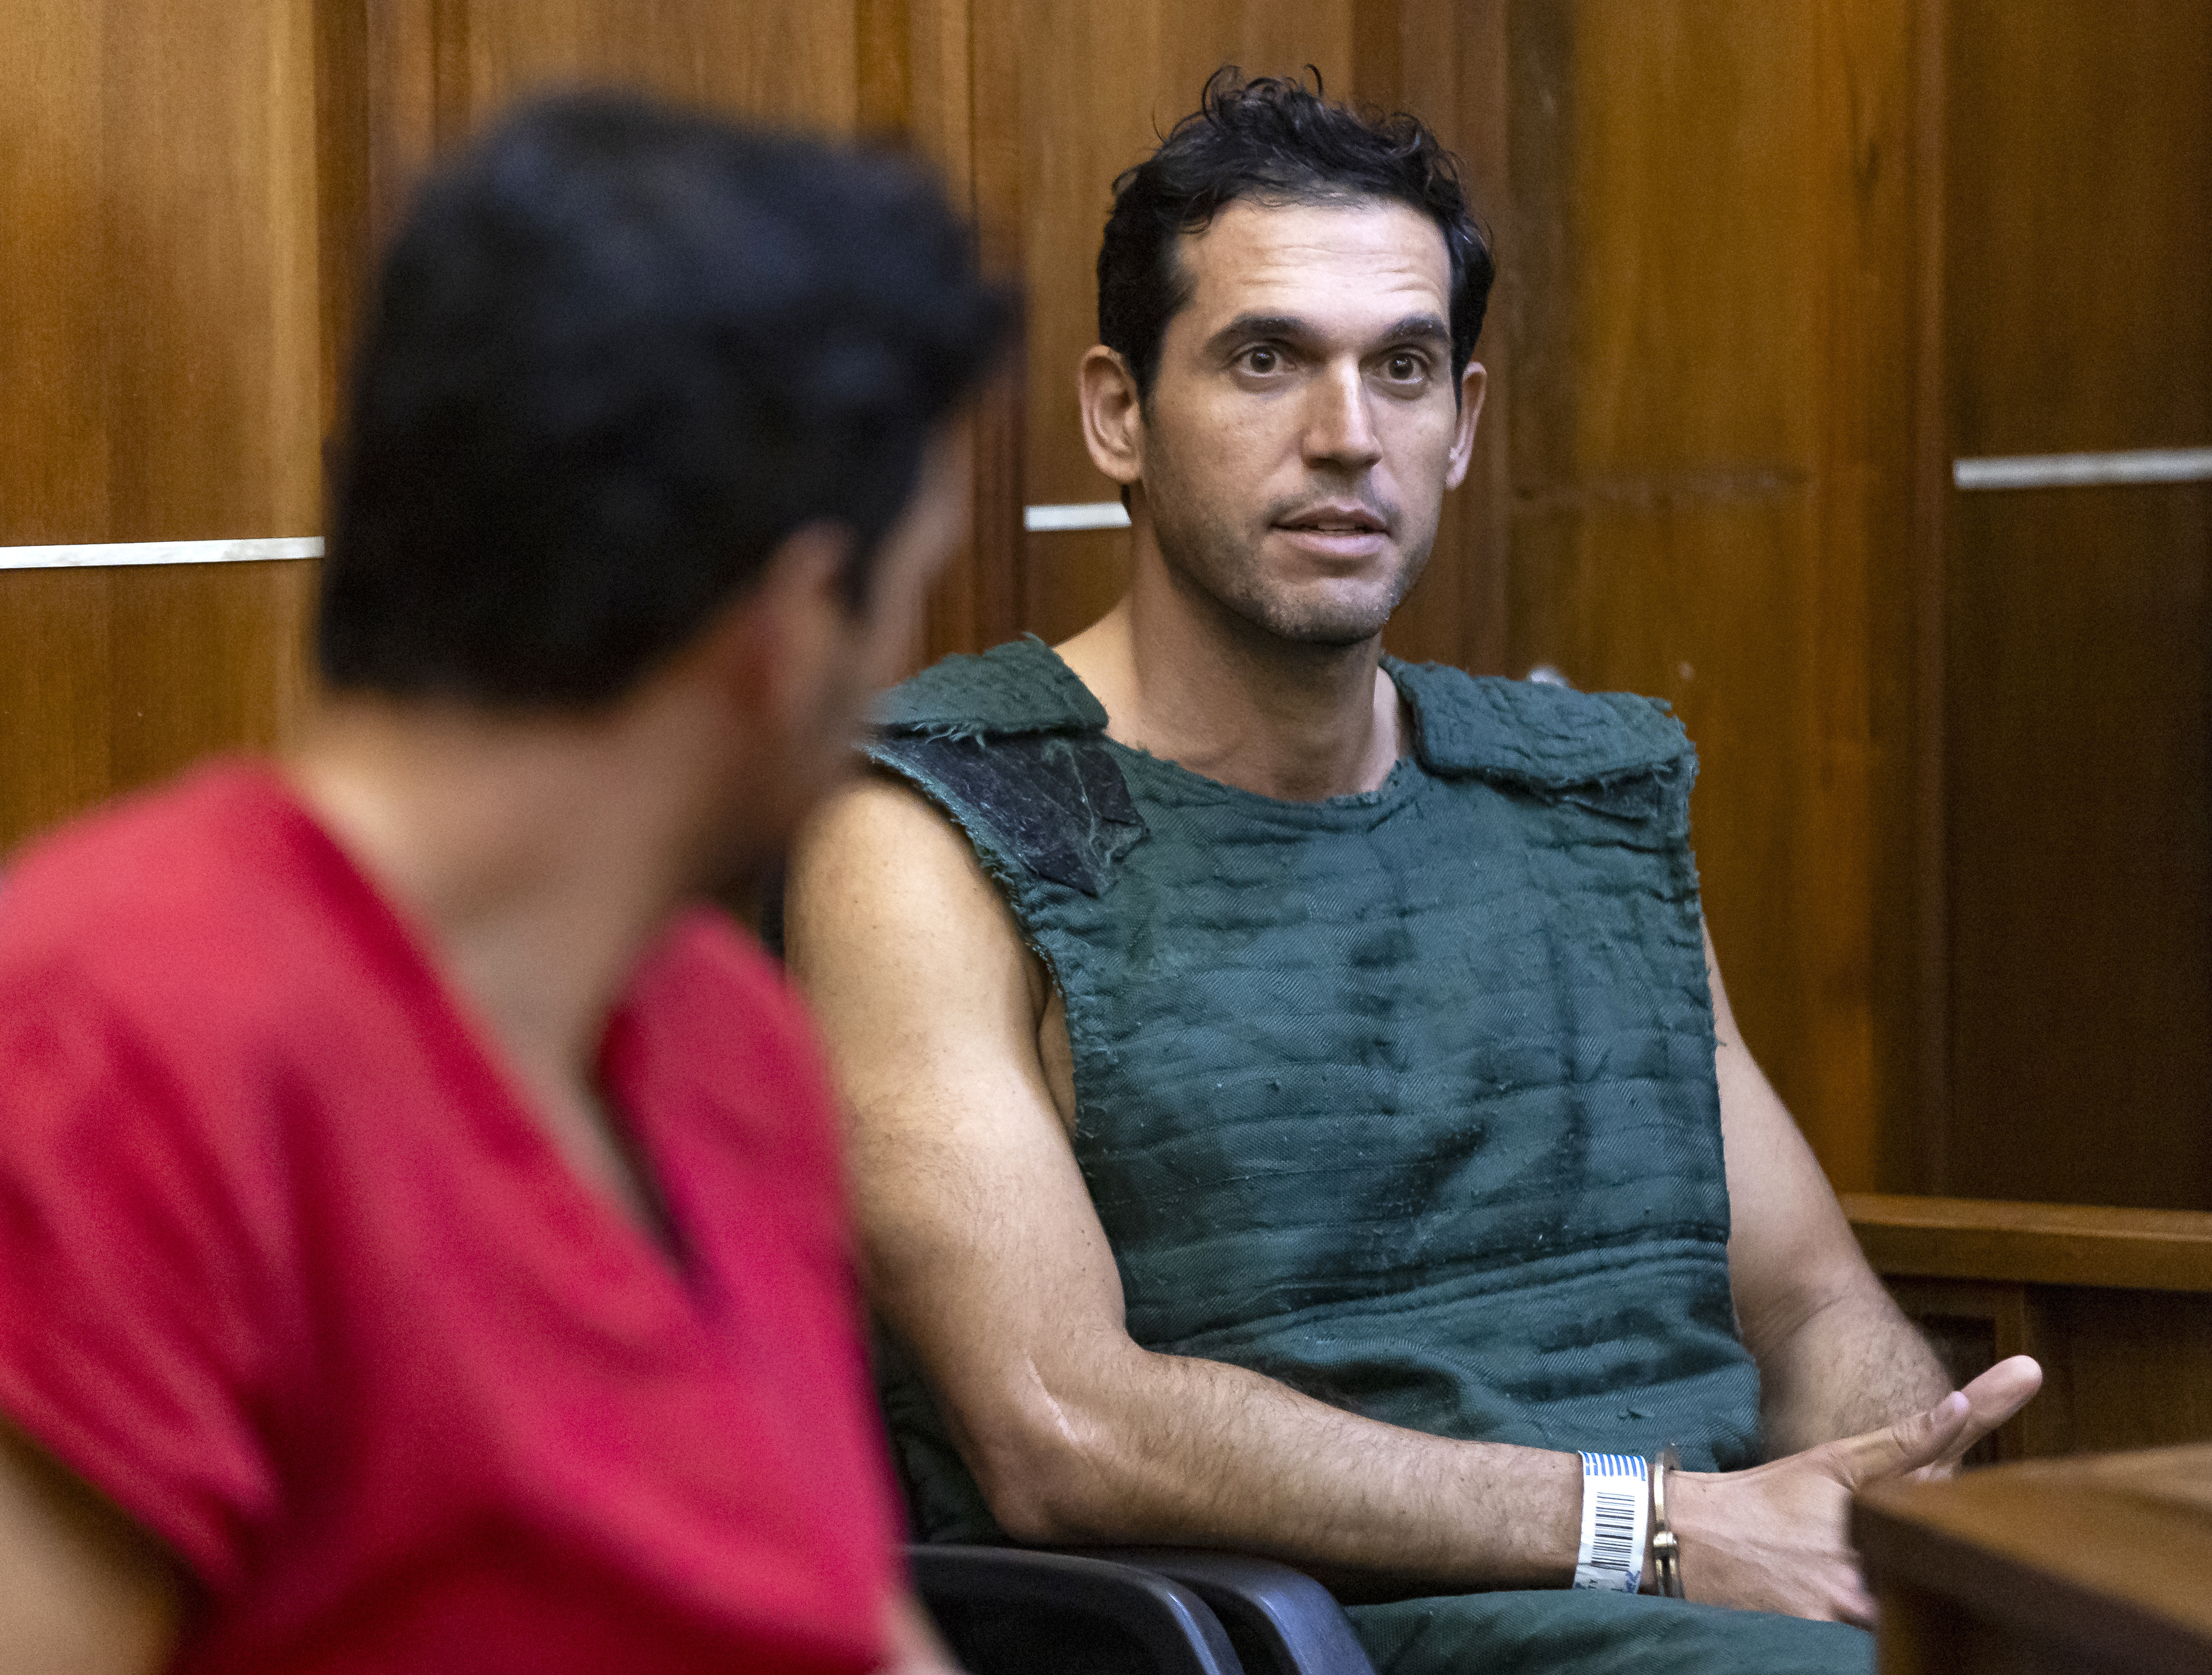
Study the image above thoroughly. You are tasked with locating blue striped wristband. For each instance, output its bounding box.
[1572,1451,1650,1592]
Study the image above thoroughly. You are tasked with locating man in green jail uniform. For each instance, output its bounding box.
[785,71,2039,1675]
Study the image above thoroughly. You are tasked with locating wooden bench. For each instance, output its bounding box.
[1855,1443,2212,1673]
[1843,1194,2212,1460]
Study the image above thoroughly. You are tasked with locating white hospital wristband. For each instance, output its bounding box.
[1571,1452,1650,1592]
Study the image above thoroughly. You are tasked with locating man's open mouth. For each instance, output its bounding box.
[1277,504,1388,535]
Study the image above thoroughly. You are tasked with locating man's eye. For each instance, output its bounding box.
[1243,346,1281,374]
[1385,353,1425,381]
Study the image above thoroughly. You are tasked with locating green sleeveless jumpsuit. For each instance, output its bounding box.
[866,637,1870,1675]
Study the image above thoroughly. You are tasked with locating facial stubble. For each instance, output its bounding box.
[1144,441,1439,649]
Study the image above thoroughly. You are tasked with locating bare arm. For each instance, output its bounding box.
[1705,925,1952,1454]
[789,777,1581,1597]
[0,1417,183,1673]
[1668,925,2043,1619]
[789,781,2036,1615]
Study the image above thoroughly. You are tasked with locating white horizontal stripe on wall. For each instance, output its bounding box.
[1954,448,2212,491]
[0,537,324,571]
[1023,501,1131,532]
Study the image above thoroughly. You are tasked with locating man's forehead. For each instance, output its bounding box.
[1175,197,1451,329]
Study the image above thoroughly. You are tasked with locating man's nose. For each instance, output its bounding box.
[1302,362,1384,472]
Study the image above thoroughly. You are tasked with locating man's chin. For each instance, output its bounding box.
[1275,622,1389,650]
[1241,590,1400,649]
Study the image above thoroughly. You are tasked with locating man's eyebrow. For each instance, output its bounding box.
[1203,312,1453,355]
[1204,313,1317,354]
[1378,314,1453,348]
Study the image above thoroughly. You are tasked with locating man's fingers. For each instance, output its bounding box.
[1833,1390,1971,1488]
[1959,1356,2042,1436]
[1915,1355,2045,1476]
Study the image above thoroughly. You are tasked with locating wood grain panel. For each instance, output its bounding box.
[1500,0,1917,1191]
[451,2,859,137]
[1024,527,1130,648]
[1939,1,2212,1208]
[1860,1447,2212,1675]
[0,0,323,853]
[0,571,116,844]
[1846,1194,2212,1293]
[359,0,870,238]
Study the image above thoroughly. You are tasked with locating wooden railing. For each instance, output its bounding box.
[1842,1194,2212,1461]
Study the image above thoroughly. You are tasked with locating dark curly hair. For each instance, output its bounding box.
[1098,68,1494,404]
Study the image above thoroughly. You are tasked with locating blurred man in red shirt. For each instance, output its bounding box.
[0,92,1009,1674]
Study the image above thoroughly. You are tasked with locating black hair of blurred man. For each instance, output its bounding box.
[323,90,1012,711]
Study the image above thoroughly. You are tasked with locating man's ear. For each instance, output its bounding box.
[1444,361,1488,491]
[1078,345,1145,489]
[693,521,856,730]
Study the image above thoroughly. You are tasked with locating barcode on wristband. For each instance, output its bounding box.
[1573,1452,1650,1593]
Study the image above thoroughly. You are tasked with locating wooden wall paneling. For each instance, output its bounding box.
[860,0,997,668]
[1904,0,1952,1196]
[1002,0,1361,648]
[862,0,1024,666]
[359,0,443,251]
[1499,1,1917,1192]
[1938,1,2212,1209]
[0,572,115,846]
[0,0,325,854]
[2046,1287,2212,1459]
[315,0,372,441]
[1817,0,1923,1196]
[1862,1268,2212,1462]
[949,0,1026,660]
[358,0,871,224]
[443,3,862,138]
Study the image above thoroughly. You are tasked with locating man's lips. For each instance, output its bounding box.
[1272,503,1392,562]
[1274,502,1389,535]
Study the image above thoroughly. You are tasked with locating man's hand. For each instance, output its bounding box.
[881,1588,963,1675]
[1667,1355,2043,1624]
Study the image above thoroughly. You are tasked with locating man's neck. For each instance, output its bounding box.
[284,696,718,1201]
[1056,561,1403,804]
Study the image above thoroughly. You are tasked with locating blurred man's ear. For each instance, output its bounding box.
[1078,346,1145,492]
[691,521,857,739]
[693,422,968,731]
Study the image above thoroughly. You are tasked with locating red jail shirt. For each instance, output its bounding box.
[0,764,898,1673]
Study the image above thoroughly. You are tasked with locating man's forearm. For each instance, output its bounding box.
[938,1335,1582,1599]
[1752,1282,1949,1458]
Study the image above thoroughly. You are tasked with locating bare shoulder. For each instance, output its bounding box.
[785,771,1046,1105]
[788,773,1018,963]
[791,771,989,904]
